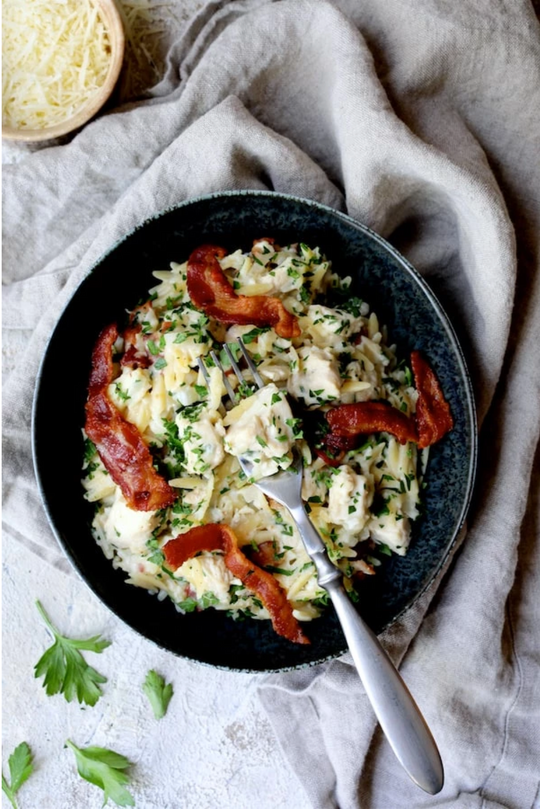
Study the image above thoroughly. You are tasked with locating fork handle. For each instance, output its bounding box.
[290,505,444,795]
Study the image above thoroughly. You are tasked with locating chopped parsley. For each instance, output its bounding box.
[264,565,295,577]
[242,326,270,344]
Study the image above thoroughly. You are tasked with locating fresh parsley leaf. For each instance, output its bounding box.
[147,550,165,566]
[299,561,315,572]
[285,417,303,438]
[313,592,330,608]
[154,358,167,370]
[242,326,269,344]
[200,591,219,608]
[83,438,97,466]
[177,598,198,613]
[404,365,413,386]
[236,381,255,400]
[338,296,363,317]
[66,740,135,807]
[264,565,295,577]
[256,435,268,448]
[143,670,174,720]
[2,743,34,809]
[147,340,159,356]
[34,601,110,706]
[114,383,130,402]
[194,384,207,398]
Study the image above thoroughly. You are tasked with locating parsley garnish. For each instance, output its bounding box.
[161,418,184,465]
[200,591,219,608]
[404,365,413,386]
[2,743,34,809]
[313,592,330,608]
[264,565,295,577]
[285,417,303,438]
[177,598,198,613]
[83,438,97,466]
[374,501,390,517]
[271,453,291,465]
[66,740,134,807]
[114,383,130,402]
[242,326,269,344]
[154,357,167,370]
[143,670,173,720]
[237,381,255,400]
[34,601,110,706]
[147,340,160,356]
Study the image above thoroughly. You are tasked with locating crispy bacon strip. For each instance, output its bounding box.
[326,401,418,446]
[163,524,309,645]
[121,302,153,370]
[411,351,454,448]
[187,244,301,339]
[121,324,151,370]
[85,324,176,511]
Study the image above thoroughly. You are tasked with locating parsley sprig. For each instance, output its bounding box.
[66,740,134,807]
[34,601,111,706]
[143,670,174,720]
[2,743,34,809]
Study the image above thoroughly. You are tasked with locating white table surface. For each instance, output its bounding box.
[2,531,311,809]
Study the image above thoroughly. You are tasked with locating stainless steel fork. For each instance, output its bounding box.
[199,338,444,795]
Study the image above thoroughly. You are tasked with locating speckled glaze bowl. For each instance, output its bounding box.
[32,191,477,672]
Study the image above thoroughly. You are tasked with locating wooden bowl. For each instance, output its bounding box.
[2,0,125,142]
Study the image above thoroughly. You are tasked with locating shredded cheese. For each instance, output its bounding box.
[2,0,111,130]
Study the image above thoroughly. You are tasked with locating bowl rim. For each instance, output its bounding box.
[31,189,478,671]
[2,0,125,143]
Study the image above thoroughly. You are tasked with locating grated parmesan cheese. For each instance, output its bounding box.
[2,0,112,130]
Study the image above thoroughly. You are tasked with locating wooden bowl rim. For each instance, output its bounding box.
[2,0,125,143]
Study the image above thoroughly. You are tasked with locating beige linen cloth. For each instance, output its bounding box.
[3,1,540,807]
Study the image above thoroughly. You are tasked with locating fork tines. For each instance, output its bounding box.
[197,337,264,404]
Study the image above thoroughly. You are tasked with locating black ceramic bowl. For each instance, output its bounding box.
[32,191,477,672]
